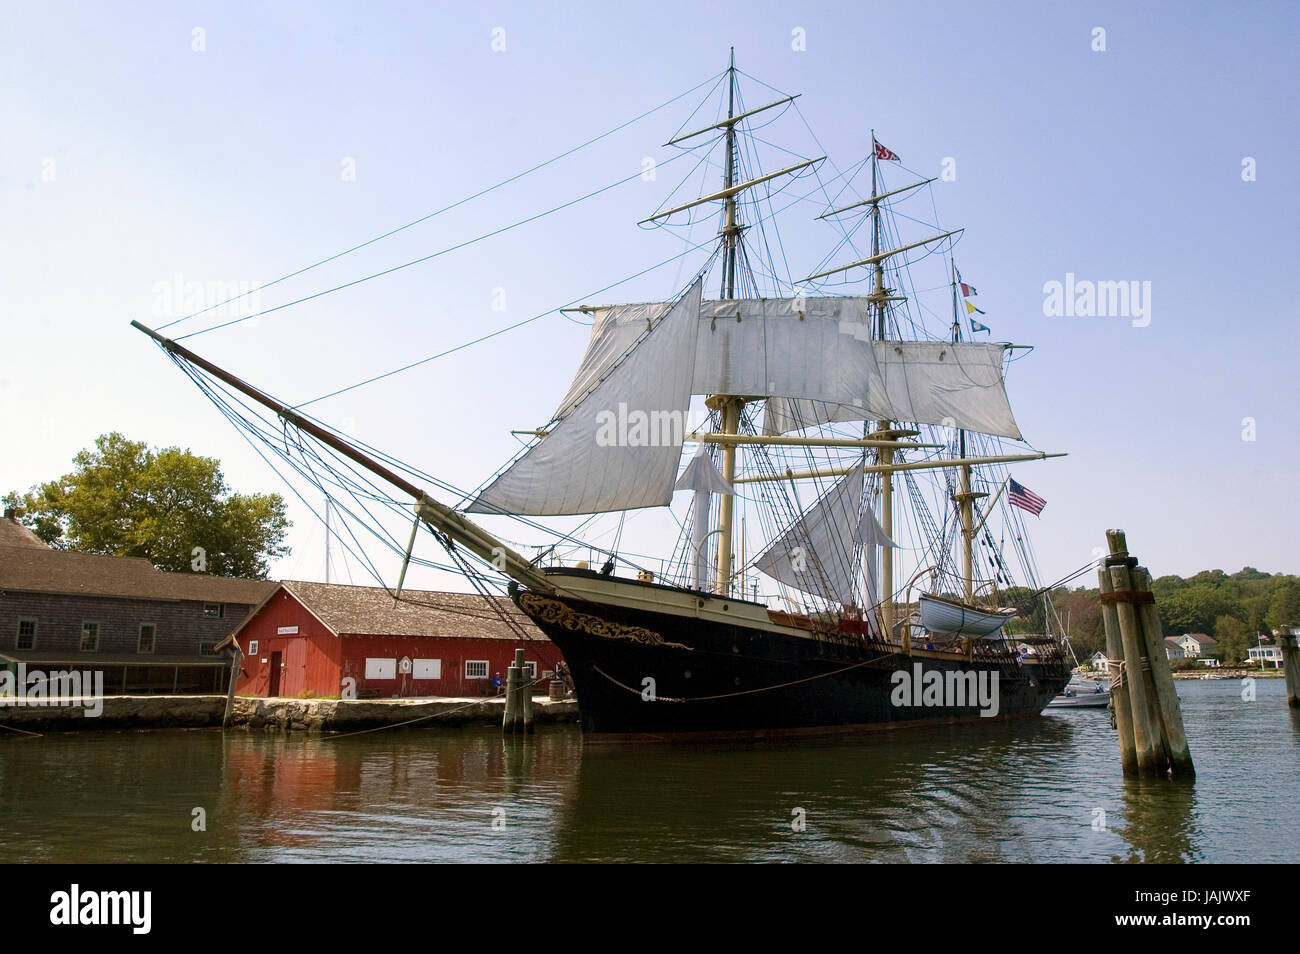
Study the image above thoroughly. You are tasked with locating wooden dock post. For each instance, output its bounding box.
[520,649,535,728]
[1100,530,1194,779]
[221,646,242,729]
[1133,567,1194,776]
[1106,564,1162,775]
[1279,630,1300,708]
[1097,565,1138,775]
[502,648,533,735]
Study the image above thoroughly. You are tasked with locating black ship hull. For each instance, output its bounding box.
[517,571,1070,743]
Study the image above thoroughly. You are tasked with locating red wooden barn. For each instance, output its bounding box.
[220,581,562,699]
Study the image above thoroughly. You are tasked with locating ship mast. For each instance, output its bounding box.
[867,133,900,646]
[640,50,820,596]
[950,261,986,604]
[711,49,744,596]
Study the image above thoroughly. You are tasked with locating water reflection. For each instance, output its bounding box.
[1110,777,1198,864]
[0,681,1294,863]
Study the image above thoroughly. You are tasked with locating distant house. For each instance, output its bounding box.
[1088,651,1110,671]
[219,581,563,699]
[1248,645,1284,668]
[1178,633,1218,659]
[1164,637,1184,660]
[0,513,274,693]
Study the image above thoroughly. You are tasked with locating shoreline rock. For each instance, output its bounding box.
[0,694,579,733]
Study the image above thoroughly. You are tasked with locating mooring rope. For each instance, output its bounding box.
[0,721,43,737]
[592,651,902,703]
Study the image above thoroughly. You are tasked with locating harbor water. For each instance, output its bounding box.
[3,678,1296,863]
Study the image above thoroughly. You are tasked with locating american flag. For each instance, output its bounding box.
[1008,478,1047,516]
[873,139,900,161]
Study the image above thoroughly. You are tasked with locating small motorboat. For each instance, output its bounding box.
[1047,676,1111,709]
[918,593,1018,638]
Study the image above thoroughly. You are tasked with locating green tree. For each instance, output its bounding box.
[1001,585,1046,634]
[1157,585,1245,636]
[1230,566,1271,582]
[4,432,289,579]
[1266,581,1300,633]
[1213,615,1250,666]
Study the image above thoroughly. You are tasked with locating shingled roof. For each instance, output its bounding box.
[0,545,275,604]
[236,580,545,642]
[0,515,48,550]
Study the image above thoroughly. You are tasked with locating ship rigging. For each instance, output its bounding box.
[134,50,1072,739]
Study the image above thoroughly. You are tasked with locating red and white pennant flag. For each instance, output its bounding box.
[873,139,900,161]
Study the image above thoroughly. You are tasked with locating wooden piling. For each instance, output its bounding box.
[1100,529,1194,780]
[1107,560,1163,776]
[502,648,533,735]
[221,646,242,729]
[1097,565,1138,776]
[1279,631,1300,708]
[520,649,535,728]
[1133,567,1194,776]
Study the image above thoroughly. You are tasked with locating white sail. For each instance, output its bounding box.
[762,341,1022,439]
[859,500,895,615]
[754,465,869,605]
[467,278,703,516]
[673,446,734,590]
[556,296,883,416]
[553,302,666,422]
[692,296,881,404]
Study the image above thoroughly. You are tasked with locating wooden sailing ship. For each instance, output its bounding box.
[134,50,1070,741]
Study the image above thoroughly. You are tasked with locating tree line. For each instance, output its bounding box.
[1002,567,1300,666]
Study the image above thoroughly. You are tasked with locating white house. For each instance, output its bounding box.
[1248,645,1283,668]
[1164,637,1183,660]
[1178,633,1218,659]
[1088,651,1110,671]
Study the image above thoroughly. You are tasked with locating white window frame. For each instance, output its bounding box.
[137,622,157,654]
[248,640,259,656]
[365,657,397,680]
[524,661,537,680]
[413,658,442,679]
[465,660,489,679]
[80,621,99,652]
[16,617,37,650]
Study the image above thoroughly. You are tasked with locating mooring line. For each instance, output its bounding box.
[592,651,903,703]
[0,721,43,737]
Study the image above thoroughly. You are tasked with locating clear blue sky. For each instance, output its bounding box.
[2,0,1297,590]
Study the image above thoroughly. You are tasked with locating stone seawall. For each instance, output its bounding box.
[0,694,578,733]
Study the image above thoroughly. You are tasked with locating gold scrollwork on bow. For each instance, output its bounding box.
[517,593,690,651]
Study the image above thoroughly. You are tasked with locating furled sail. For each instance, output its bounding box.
[466,278,702,516]
[755,464,874,605]
[762,341,1022,439]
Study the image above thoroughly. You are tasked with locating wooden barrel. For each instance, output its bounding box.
[549,679,566,701]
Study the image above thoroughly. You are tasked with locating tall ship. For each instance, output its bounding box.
[135,51,1070,741]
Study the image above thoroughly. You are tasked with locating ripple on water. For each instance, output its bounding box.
[0,680,1296,862]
